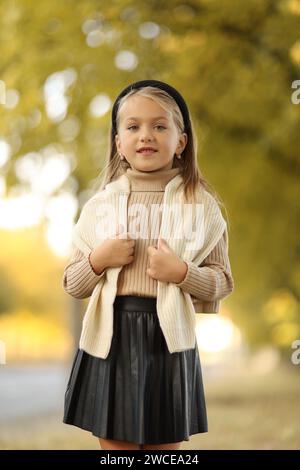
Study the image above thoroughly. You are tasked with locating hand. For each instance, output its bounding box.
[90,224,135,271]
[146,238,188,283]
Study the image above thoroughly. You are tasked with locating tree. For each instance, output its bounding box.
[1,0,299,353]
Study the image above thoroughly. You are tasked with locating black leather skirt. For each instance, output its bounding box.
[63,295,208,445]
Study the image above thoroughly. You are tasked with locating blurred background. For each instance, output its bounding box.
[0,0,299,450]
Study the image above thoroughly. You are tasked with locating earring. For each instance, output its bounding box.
[176,154,182,159]
[119,153,125,161]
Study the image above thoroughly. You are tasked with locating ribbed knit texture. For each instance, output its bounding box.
[62,249,106,299]
[63,167,233,302]
[62,167,234,358]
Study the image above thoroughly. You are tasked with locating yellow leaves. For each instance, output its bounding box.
[157,31,206,54]
[263,289,299,324]
[0,309,73,362]
[289,40,300,66]
[263,289,300,348]
[287,0,300,15]
[271,323,300,348]
[0,226,63,309]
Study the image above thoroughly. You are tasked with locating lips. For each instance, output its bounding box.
[137,148,158,154]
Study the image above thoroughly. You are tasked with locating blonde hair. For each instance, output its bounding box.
[91,86,230,228]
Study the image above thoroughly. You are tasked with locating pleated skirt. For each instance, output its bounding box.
[63,295,208,445]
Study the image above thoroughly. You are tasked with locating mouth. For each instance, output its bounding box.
[137,149,158,156]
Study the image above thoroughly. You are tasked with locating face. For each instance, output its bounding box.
[115,95,188,172]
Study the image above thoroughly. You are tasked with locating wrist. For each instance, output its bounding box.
[88,250,107,275]
[175,260,188,284]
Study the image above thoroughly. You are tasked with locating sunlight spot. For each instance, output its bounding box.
[43,69,77,122]
[82,18,104,35]
[196,315,241,354]
[14,148,72,195]
[4,89,20,109]
[89,93,111,118]
[0,192,43,228]
[0,139,11,167]
[139,22,160,39]
[115,50,138,71]
[44,192,78,257]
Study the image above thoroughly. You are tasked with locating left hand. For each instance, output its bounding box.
[146,238,188,283]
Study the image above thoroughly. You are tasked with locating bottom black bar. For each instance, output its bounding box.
[0,450,300,465]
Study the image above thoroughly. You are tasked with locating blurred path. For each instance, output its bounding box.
[0,363,299,449]
[0,362,224,422]
[0,364,69,421]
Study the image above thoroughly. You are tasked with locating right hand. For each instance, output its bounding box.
[90,224,135,272]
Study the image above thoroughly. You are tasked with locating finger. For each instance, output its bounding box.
[158,238,169,250]
[158,238,164,250]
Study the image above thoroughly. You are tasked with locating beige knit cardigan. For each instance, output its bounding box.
[72,172,227,359]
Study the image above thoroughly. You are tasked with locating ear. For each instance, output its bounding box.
[177,132,188,154]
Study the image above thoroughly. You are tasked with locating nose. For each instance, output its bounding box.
[139,125,154,142]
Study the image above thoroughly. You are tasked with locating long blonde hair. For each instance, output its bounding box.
[91,86,229,228]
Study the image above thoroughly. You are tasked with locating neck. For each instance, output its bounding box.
[125,166,181,191]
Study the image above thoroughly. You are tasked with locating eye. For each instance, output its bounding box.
[127,125,166,131]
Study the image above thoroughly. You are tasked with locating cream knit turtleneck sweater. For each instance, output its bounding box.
[63,166,234,308]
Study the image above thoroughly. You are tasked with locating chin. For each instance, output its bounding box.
[136,167,156,172]
[134,161,156,169]
[138,164,160,171]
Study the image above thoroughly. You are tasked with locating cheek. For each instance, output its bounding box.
[124,134,136,144]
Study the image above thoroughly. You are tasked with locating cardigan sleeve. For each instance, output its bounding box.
[62,244,107,299]
[174,227,234,302]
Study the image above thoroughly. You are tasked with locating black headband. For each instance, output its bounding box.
[111,79,191,135]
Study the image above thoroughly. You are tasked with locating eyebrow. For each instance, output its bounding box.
[125,116,169,122]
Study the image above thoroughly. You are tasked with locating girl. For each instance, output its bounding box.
[62,79,234,451]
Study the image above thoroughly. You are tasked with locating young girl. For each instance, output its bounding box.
[62,79,234,451]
